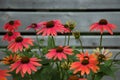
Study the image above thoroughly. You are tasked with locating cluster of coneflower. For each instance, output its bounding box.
[0,19,119,80]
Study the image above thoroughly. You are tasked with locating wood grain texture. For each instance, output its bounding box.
[0,12,120,32]
[0,0,120,9]
[0,35,119,47]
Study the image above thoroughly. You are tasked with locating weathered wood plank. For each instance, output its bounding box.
[0,12,120,32]
[0,35,120,47]
[0,0,120,9]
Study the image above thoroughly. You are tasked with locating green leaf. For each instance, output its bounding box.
[104,60,112,66]
[94,72,105,80]
[99,64,117,79]
[73,49,80,54]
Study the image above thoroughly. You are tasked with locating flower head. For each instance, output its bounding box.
[3,31,21,42]
[2,54,21,65]
[90,19,116,35]
[65,21,76,31]
[70,51,99,75]
[93,48,112,62]
[46,46,73,61]
[37,20,66,36]
[3,20,21,31]
[73,31,80,39]
[61,61,72,70]
[0,69,10,80]
[8,36,34,52]
[26,23,41,30]
[10,57,42,77]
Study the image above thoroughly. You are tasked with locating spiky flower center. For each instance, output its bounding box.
[21,57,30,64]
[8,59,14,64]
[56,47,63,52]
[82,56,89,65]
[98,19,108,25]
[31,23,37,28]
[15,36,23,43]
[7,32,13,36]
[98,54,105,60]
[46,21,55,28]
[9,21,14,25]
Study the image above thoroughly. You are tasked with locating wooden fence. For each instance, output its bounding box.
[0,0,120,80]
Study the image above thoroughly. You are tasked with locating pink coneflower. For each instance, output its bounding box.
[46,46,73,60]
[0,69,10,80]
[90,19,116,35]
[70,51,99,76]
[37,20,66,36]
[10,57,42,77]
[8,36,34,52]
[3,20,21,31]
[26,23,41,30]
[3,31,21,42]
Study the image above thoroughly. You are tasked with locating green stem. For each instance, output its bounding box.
[36,35,42,56]
[92,73,95,80]
[64,36,67,46]
[78,37,84,53]
[99,34,103,50]
[52,36,56,47]
[67,35,70,46]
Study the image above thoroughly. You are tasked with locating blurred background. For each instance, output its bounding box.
[0,0,120,80]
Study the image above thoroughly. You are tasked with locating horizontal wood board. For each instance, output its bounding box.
[0,35,119,47]
[0,12,120,32]
[0,0,120,9]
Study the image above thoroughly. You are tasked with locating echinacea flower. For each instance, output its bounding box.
[26,23,41,30]
[73,31,80,39]
[93,48,112,62]
[10,57,42,77]
[0,69,10,80]
[37,20,66,36]
[3,20,21,31]
[70,51,99,75]
[46,46,73,60]
[90,19,116,35]
[8,36,34,52]
[2,31,21,42]
[2,54,21,65]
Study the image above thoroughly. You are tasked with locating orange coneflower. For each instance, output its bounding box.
[2,31,21,42]
[3,20,21,31]
[46,46,73,61]
[2,54,21,65]
[37,20,66,36]
[70,51,99,76]
[90,19,116,35]
[8,36,34,52]
[0,69,10,80]
[10,57,42,77]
